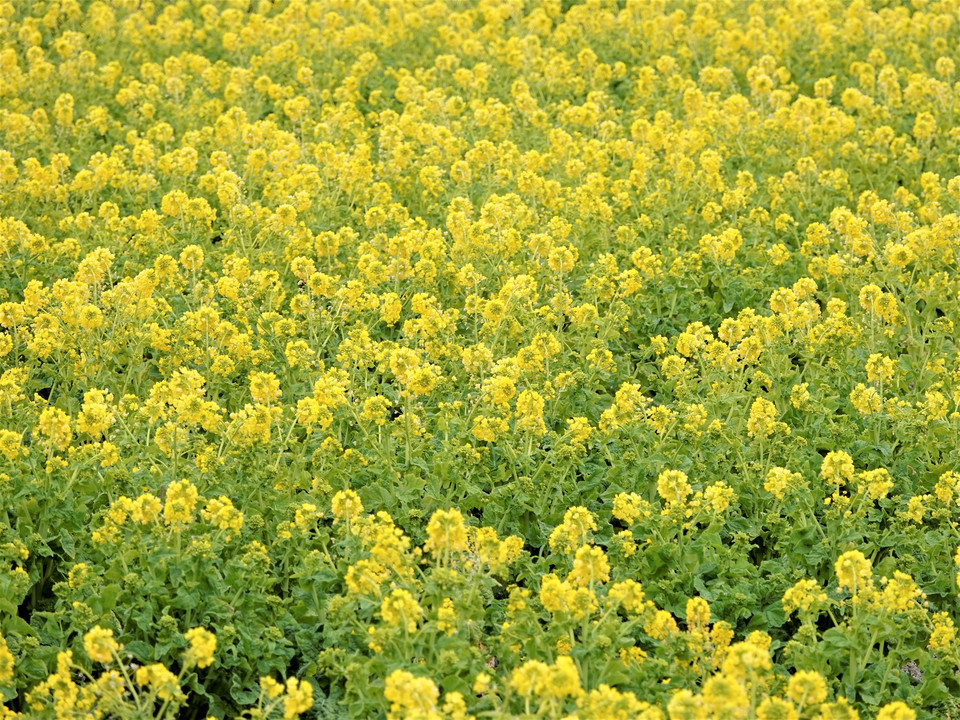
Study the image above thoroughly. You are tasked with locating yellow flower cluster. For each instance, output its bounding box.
[3,0,960,718]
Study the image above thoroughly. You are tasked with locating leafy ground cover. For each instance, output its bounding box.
[2,0,960,718]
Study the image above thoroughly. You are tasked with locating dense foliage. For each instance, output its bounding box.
[3,0,960,718]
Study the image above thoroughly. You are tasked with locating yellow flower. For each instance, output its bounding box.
[179,244,204,271]
[184,627,217,669]
[510,657,581,701]
[282,677,313,719]
[612,492,649,524]
[866,354,896,385]
[816,697,859,720]
[515,389,546,436]
[249,371,281,405]
[436,598,457,635]
[540,573,597,620]
[483,375,516,407]
[876,702,915,720]
[821,451,854,485]
[260,676,285,700]
[835,550,872,594]
[667,688,709,720]
[472,673,491,694]
[201,496,244,537]
[747,397,779,438]
[380,589,422,632]
[0,635,13,685]
[849,383,882,415]
[424,508,469,556]
[577,684,651,720]
[135,663,182,701]
[133,493,163,524]
[757,697,798,720]
[704,482,735,513]
[569,544,610,587]
[858,468,893,499]
[78,304,103,330]
[613,529,637,557]
[471,415,508,442]
[782,579,828,616]
[929,612,956,651]
[68,563,89,588]
[908,496,928,524]
[541,656,581,700]
[764,467,801,500]
[786,670,827,707]
[646,610,679,640]
[879,571,921,613]
[164,480,199,526]
[548,506,597,553]
[384,669,439,718]
[912,112,936,141]
[566,416,593,444]
[608,579,646,613]
[0,430,24,461]
[790,383,811,409]
[686,597,710,629]
[657,469,692,506]
[361,395,392,425]
[37,406,72,451]
[331,489,363,525]
[345,559,388,596]
[83,626,119,663]
[702,672,748,711]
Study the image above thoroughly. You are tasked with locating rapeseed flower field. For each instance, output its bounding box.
[3,0,960,718]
